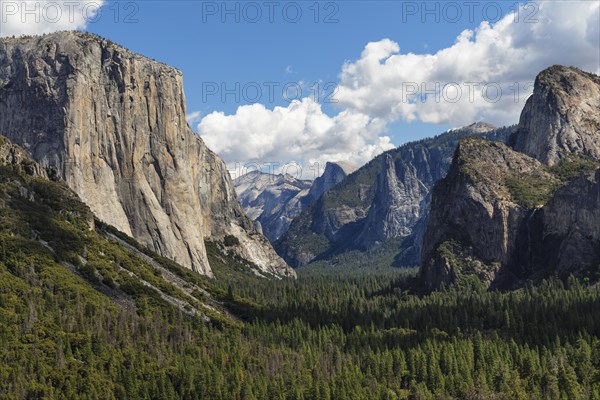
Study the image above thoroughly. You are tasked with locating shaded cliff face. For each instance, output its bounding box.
[422,66,600,290]
[538,169,600,276]
[306,161,355,203]
[351,154,429,250]
[234,171,312,242]
[0,32,294,278]
[0,135,49,180]
[276,122,514,268]
[234,161,353,244]
[421,138,561,289]
[512,66,600,165]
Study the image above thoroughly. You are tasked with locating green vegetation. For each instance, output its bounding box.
[223,234,240,247]
[0,144,598,399]
[304,236,409,273]
[206,240,266,284]
[506,157,600,208]
[4,236,600,399]
[504,174,561,208]
[433,240,501,289]
[549,157,600,181]
[320,163,379,209]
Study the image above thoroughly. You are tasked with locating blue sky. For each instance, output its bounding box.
[84,1,523,142]
[1,0,598,176]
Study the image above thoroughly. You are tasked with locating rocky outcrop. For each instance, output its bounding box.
[0,32,294,278]
[422,66,600,290]
[0,135,48,179]
[306,161,355,203]
[0,134,96,230]
[422,138,600,290]
[234,171,312,242]
[421,138,561,289]
[511,65,600,165]
[539,170,600,275]
[351,154,428,249]
[276,123,515,267]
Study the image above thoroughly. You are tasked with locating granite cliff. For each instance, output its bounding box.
[422,66,600,290]
[511,66,600,165]
[0,32,294,278]
[306,161,355,203]
[234,171,312,242]
[276,123,514,268]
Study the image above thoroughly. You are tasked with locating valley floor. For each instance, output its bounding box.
[2,247,598,399]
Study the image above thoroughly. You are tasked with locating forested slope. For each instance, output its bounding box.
[0,107,597,399]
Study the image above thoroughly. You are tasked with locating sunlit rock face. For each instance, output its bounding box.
[0,32,294,278]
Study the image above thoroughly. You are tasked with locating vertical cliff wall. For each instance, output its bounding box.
[0,32,293,278]
[421,66,600,290]
[512,66,600,165]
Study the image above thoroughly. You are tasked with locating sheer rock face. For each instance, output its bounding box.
[512,65,600,165]
[307,162,355,202]
[276,122,514,267]
[0,32,294,278]
[351,154,428,249]
[540,170,600,275]
[0,136,48,179]
[234,171,312,242]
[421,139,559,290]
[422,66,600,290]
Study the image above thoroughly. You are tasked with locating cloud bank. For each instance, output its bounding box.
[199,98,393,176]
[0,0,104,37]
[200,1,600,173]
[336,1,600,126]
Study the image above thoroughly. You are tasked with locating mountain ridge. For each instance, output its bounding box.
[234,161,353,242]
[276,122,516,268]
[421,66,600,290]
[234,171,312,242]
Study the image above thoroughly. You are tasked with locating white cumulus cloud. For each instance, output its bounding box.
[186,111,202,125]
[336,1,600,126]
[198,0,599,175]
[198,98,394,177]
[0,0,104,37]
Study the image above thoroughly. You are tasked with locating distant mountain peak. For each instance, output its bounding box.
[324,161,357,175]
[466,121,497,132]
[446,122,496,134]
[421,65,600,290]
[307,161,354,202]
[234,172,312,242]
[512,65,600,165]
